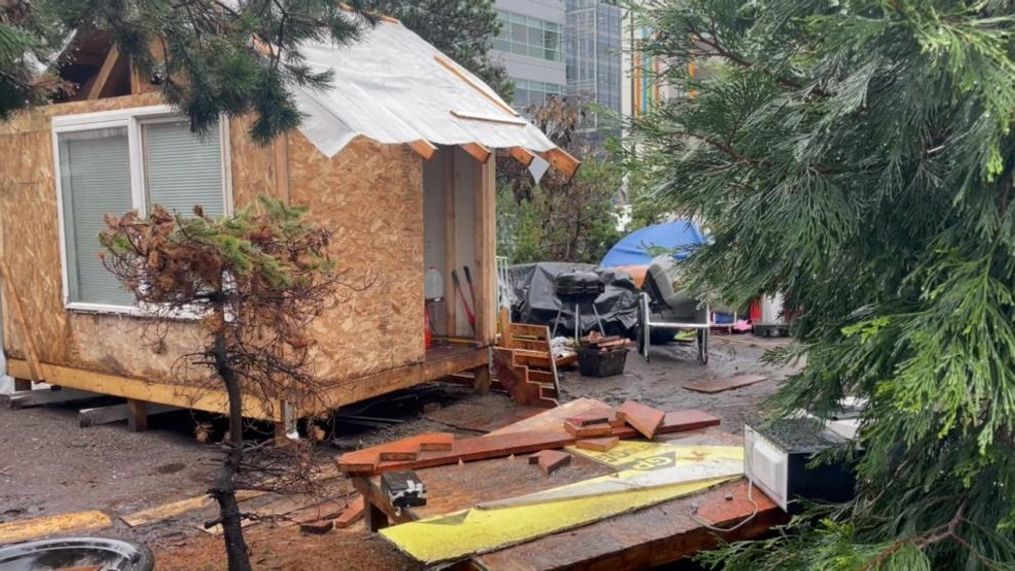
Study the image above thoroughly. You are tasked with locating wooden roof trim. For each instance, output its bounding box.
[509,147,535,167]
[434,55,520,118]
[539,147,581,180]
[461,142,492,163]
[409,139,438,160]
[88,46,121,100]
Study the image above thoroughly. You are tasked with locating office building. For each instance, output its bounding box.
[492,0,568,109]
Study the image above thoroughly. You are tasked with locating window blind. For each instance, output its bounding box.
[143,120,225,218]
[58,128,135,306]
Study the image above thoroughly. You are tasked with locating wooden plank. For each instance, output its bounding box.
[409,139,438,160]
[460,142,492,163]
[618,401,666,440]
[126,399,148,432]
[474,153,496,343]
[0,510,111,543]
[433,55,520,118]
[508,146,535,167]
[87,46,121,99]
[563,421,613,438]
[334,495,365,528]
[682,374,768,394]
[6,359,280,421]
[8,387,100,409]
[576,436,619,452]
[0,258,43,381]
[121,489,264,528]
[79,402,178,428]
[531,450,571,475]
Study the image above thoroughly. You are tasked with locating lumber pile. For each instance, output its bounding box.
[336,402,719,477]
[580,333,634,354]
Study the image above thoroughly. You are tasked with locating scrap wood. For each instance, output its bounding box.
[479,446,744,510]
[575,437,619,452]
[618,401,666,439]
[339,432,454,472]
[682,374,768,394]
[121,489,264,528]
[379,474,735,566]
[566,413,610,427]
[528,450,572,475]
[334,496,365,528]
[563,421,613,438]
[299,519,335,534]
[0,510,111,544]
[338,410,720,476]
[286,498,351,525]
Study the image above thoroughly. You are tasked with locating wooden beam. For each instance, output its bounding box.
[0,258,43,382]
[473,154,496,344]
[409,139,438,160]
[88,46,121,100]
[127,399,149,432]
[443,150,457,336]
[433,55,520,118]
[509,147,535,167]
[272,134,291,205]
[539,147,581,180]
[460,143,492,163]
[6,359,281,421]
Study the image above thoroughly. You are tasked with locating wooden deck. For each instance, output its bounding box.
[7,343,490,422]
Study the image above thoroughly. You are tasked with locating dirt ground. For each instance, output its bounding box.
[0,333,794,569]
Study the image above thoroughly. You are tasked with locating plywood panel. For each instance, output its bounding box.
[286,133,425,380]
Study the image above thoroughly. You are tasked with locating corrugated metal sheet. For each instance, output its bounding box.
[292,19,559,158]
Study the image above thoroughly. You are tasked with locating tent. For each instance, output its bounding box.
[601,220,707,268]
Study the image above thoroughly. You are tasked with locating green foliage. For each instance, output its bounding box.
[634,0,1015,568]
[2,0,366,140]
[360,0,513,100]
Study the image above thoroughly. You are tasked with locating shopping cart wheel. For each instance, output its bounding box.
[696,328,709,365]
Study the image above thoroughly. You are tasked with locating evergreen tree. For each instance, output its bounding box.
[360,0,513,99]
[0,0,366,140]
[633,0,1014,568]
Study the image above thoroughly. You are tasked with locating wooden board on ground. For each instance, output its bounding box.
[121,489,264,528]
[618,401,665,439]
[0,510,111,543]
[683,374,768,394]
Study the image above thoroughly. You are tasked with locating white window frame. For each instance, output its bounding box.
[52,104,233,315]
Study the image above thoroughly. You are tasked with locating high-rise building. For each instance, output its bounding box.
[491,0,568,109]
[565,0,622,149]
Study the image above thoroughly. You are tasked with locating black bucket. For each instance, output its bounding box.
[0,537,154,571]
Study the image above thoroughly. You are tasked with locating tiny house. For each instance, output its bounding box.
[0,19,577,430]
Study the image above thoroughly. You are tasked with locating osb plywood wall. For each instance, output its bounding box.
[0,94,277,386]
[287,132,425,380]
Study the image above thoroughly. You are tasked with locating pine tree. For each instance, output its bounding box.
[632,0,1015,568]
[1,0,366,140]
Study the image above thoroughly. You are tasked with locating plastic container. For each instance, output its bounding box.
[578,346,628,377]
[0,537,154,571]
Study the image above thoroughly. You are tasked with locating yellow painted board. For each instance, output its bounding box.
[0,510,112,544]
[569,440,744,471]
[381,476,736,565]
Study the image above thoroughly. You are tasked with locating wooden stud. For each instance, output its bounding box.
[460,142,492,163]
[0,258,43,382]
[126,399,149,432]
[539,147,581,180]
[334,495,366,529]
[88,46,121,100]
[272,134,291,205]
[409,139,438,160]
[473,154,496,344]
[433,55,520,118]
[498,307,514,349]
[509,147,536,167]
[443,149,457,337]
[472,363,491,395]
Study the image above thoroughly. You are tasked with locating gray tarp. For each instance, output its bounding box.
[505,262,639,338]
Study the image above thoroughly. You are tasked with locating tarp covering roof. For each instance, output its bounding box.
[600,220,707,268]
[291,18,560,159]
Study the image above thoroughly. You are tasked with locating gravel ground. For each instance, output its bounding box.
[0,332,796,568]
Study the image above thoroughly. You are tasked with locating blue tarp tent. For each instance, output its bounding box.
[600,220,706,268]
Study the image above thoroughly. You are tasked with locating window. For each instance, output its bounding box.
[53,105,230,312]
[494,10,563,63]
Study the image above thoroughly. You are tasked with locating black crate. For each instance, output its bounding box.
[578,346,628,377]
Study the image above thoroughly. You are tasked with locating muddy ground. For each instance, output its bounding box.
[0,334,795,569]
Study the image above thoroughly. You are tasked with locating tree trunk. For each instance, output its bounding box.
[212,329,252,571]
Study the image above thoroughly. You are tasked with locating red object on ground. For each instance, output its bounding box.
[424,305,432,349]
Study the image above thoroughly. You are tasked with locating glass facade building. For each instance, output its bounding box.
[491,1,568,114]
[565,0,622,149]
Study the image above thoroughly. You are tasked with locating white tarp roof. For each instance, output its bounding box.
[291,18,560,159]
